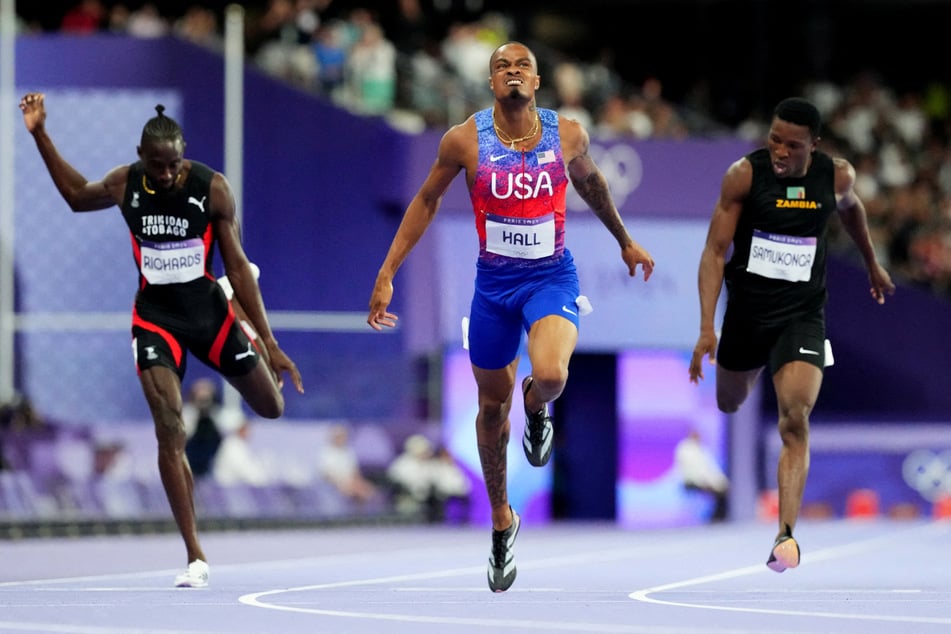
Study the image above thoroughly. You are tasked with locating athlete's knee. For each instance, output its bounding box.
[778,406,810,444]
[477,399,511,427]
[716,397,740,414]
[228,366,286,418]
[146,396,184,438]
[250,393,284,419]
[715,377,755,413]
[528,367,568,401]
[716,390,747,414]
[152,410,186,449]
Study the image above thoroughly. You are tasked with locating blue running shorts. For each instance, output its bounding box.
[467,251,580,370]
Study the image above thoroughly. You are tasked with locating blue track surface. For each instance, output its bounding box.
[0,518,948,633]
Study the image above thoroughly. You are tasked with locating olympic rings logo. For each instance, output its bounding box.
[902,449,951,501]
[566,143,643,213]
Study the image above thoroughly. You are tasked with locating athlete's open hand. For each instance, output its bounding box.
[689,329,718,384]
[269,346,304,394]
[368,277,398,331]
[19,92,47,134]
[622,240,655,281]
[868,262,895,305]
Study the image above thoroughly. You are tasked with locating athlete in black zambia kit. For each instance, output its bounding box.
[689,97,894,573]
[20,92,304,587]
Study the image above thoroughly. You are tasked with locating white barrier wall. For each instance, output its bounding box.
[409,215,722,353]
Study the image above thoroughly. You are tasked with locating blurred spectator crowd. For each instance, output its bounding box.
[0,385,470,527]
[13,1,951,297]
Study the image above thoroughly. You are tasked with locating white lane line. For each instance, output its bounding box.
[628,521,951,626]
[236,543,724,633]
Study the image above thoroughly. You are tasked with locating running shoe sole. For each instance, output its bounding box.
[766,535,800,572]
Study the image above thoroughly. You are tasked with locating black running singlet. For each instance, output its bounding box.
[724,148,836,323]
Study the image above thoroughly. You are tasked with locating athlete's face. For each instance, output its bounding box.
[137,136,186,191]
[766,118,817,179]
[488,44,540,102]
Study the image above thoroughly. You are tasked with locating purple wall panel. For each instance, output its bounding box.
[821,258,951,419]
[13,35,410,422]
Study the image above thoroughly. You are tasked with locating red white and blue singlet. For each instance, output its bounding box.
[470,107,569,268]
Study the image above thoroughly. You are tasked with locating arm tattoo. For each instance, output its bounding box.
[572,169,628,240]
[572,168,610,212]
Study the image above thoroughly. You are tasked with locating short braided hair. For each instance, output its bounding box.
[141,104,183,145]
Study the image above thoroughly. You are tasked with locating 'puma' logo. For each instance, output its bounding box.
[235,342,256,361]
[188,196,207,213]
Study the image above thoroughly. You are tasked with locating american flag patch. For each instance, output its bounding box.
[536,149,556,165]
[786,186,805,199]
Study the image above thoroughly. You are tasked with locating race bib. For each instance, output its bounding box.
[746,229,816,282]
[140,239,205,284]
[485,213,555,259]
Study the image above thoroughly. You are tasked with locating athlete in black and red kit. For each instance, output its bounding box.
[20,92,304,588]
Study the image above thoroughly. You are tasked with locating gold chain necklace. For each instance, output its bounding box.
[141,171,183,195]
[493,110,540,150]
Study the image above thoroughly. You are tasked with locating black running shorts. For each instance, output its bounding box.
[716,305,826,374]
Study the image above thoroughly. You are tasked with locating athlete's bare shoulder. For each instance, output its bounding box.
[101,164,132,206]
[439,116,478,170]
[556,114,587,164]
[832,155,858,201]
[718,156,753,203]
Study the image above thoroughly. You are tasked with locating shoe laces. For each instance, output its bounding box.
[186,560,208,576]
[490,526,509,566]
[526,405,549,435]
